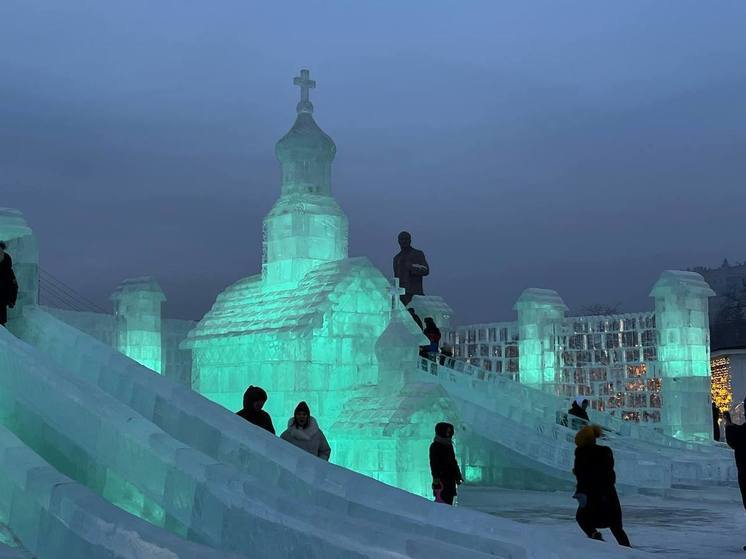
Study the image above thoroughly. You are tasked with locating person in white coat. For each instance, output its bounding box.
[280,401,331,461]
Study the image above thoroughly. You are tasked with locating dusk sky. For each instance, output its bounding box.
[2,1,745,323]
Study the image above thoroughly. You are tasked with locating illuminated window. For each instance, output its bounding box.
[711,355,732,412]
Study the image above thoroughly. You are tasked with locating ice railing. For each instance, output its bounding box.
[417,356,708,453]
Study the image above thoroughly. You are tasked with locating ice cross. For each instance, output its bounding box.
[293,69,316,114]
[388,278,406,311]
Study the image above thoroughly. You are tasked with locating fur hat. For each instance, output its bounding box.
[294,401,310,415]
[575,424,603,447]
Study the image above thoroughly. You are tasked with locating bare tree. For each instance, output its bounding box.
[711,288,746,350]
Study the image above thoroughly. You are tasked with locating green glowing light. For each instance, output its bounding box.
[650,271,715,440]
[111,277,166,374]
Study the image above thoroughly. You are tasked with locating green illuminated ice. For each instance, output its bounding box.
[650,271,715,440]
[111,277,166,373]
[183,70,444,493]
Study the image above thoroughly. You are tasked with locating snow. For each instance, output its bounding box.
[460,486,746,558]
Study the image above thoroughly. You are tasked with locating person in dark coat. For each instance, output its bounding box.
[725,404,746,510]
[572,425,631,547]
[429,422,463,505]
[236,385,275,434]
[0,242,19,327]
[713,402,721,442]
[393,231,429,306]
[568,396,590,429]
[420,317,441,359]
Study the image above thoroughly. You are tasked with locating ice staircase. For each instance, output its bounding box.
[1,307,649,559]
[415,357,736,491]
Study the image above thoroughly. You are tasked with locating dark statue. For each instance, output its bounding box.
[393,231,429,306]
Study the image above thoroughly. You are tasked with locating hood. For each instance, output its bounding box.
[242,385,268,409]
[574,396,587,408]
[435,422,454,438]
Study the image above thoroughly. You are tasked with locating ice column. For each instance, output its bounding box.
[650,270,715,440]
[111,277,166,373]
[0,208,39,320]
[514,288,567,391]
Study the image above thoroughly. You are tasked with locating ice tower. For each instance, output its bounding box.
[650,270,715,440]
[184,70,415,433]
[111,277,166,373]
[264,69,348,289]
[515,288,567,390]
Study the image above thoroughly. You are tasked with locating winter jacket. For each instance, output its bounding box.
[573,443,622,529]
[280,417,331,461]
[726,422,746,475]
[0,253,18,307]
[429,437,462,484]
[236,386,275,435]
[568,402,590,422]
[424,326,441,353]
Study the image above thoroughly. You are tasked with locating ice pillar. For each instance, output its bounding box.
[0,208,39,321]
[514,288,567,391]
[650,271,715,441]
[111,277,166,373]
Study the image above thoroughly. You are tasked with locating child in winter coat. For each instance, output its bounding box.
[429,422,463,505]
[280,401,331,461]
[572,425,630,547]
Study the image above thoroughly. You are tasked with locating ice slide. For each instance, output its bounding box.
[0,422,237,559]
[2,307,650,558]
[416,357,736,491]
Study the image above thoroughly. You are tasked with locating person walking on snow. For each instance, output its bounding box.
[236,385,276,434]
[429,422,463,505]
[280,401,331,461]
[0,241,18,327]
[725,403,746,512]
[572,424,631,547]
